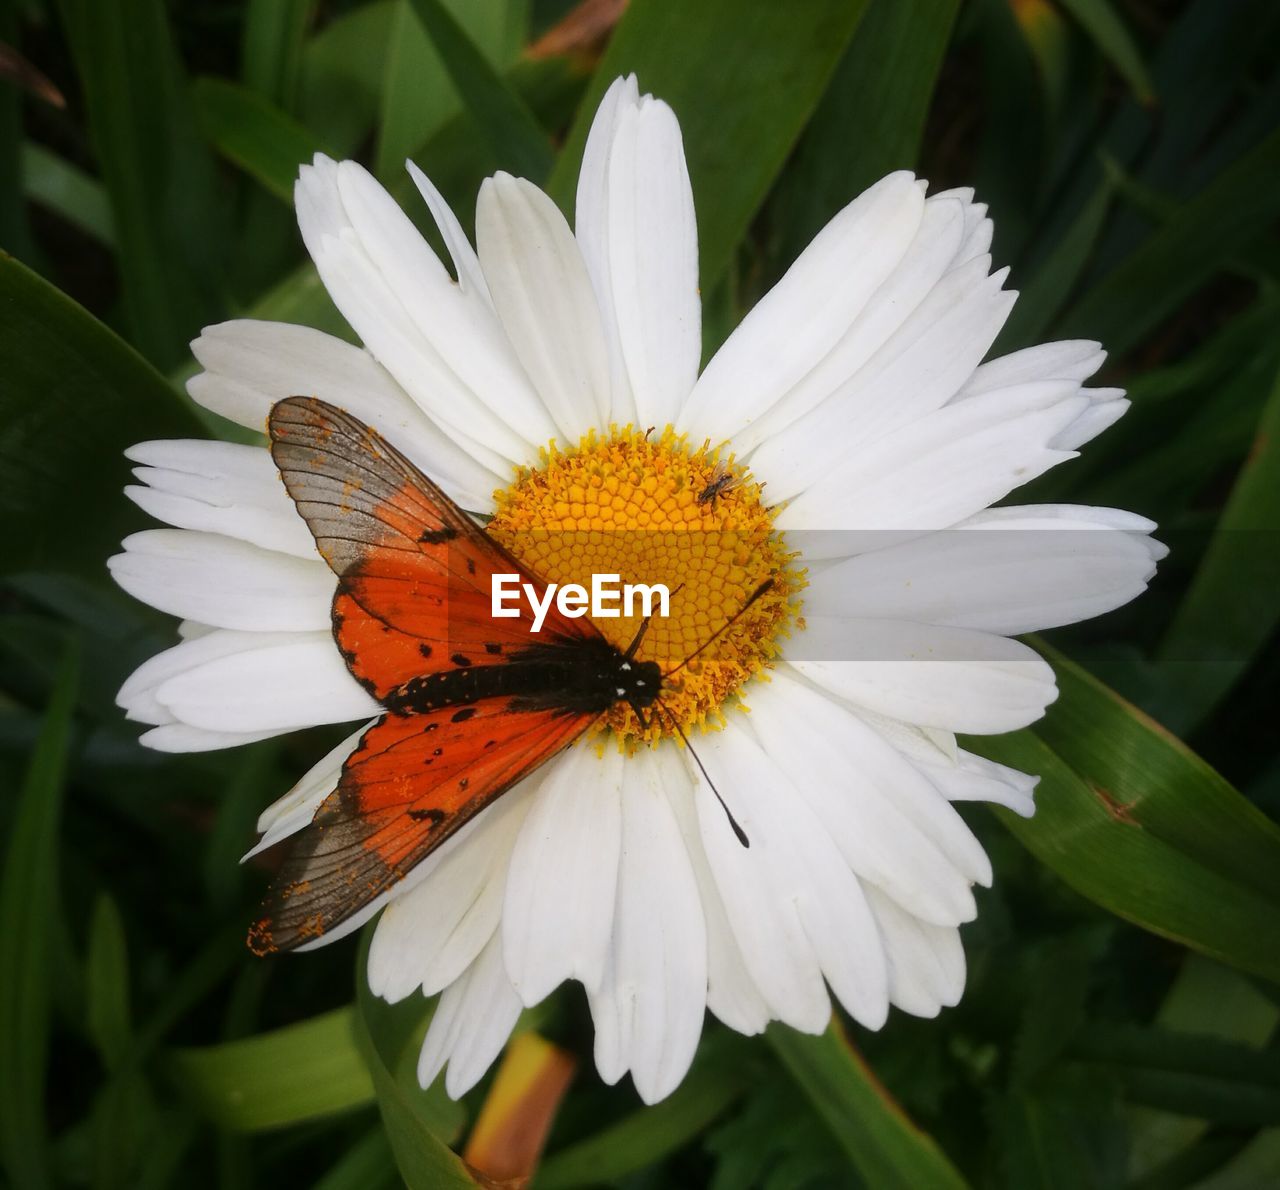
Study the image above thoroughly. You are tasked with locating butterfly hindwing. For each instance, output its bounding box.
[248,698,595,953]
[268,396,595,701]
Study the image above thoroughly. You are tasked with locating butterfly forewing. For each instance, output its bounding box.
[268,396,595,701]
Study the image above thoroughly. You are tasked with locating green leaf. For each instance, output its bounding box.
[54,0,224,368]
[547,0,874,290]
[998,178,1113,350]
[353,945,474,1189]
[169,1007,376,1131]
[1190,1129,1280,1190]
[20,143,115,246]
[376,0,526,180]
[1153,361,1280,733]
[767,1020,971,1189]
[192,77,329,204]
[1060,124,1280,353]
[1069,1026,1280,1124]
[537,1034,755,1188]
[1128,957,1279,1182]
[298,0,395,157]
[405,0,552,182]
[769,0,961,270]
[0,253,206,578]
[0,643,79,1190]
[241,0,313,111]
[972,647,1280,983]
[1057,0,1155,104]
[313,1129,399,1190]
[86,893,132,1070]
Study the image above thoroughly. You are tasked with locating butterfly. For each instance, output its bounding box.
[249,397,758,955]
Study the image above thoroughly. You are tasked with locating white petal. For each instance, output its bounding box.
[749,258,1016,495]
[789,617,1058,733]
[729,195,966,455]
[580,90,701,429]
[776,382,1087,546]
[108,529,333,631]
[588,747,706,1103]
[188,319,503,511]
[681,172,925,446]
[125,439,315,559]
[417,930,522,1098]
[786,686,994,889]
[139,723,278,752]
[805,504,1164,634]
[247,720,373,859]
[957,340,1106,396]
[693,720,889,1031]
[368,785,534,1003]
[477,173,613,439]
[120,626,340,726]
[576,75,642,424]
[866,886,965,1017]
[742,672,978,927]
[659,751,771,1034]
[502,744,623,1003]
[296,156,552,465]
[921,748,1038,818]
[152,634,377,733]
[406,160,492,302]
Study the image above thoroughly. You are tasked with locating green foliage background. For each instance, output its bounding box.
[2,0,1279,1186]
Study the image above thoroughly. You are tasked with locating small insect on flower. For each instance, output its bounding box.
[697,460,741,507]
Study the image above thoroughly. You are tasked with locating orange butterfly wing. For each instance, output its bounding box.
[251,397,606,953]
[268,396,595,702]
[248,697,593,954]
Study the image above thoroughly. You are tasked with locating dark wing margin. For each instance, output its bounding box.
[246,699,595,954]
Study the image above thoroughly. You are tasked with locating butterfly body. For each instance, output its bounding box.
[249,396,664,955]
[382,636,662,718]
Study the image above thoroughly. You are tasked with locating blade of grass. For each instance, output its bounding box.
[547,0,873,289]
[537,1033,756,1188]
[86,893,132,1070]
[406,0,552,181]
[20,142,115,245]
[241,0,313,111]
[353,976,474,1187]
[0,253,206,578]
[192,77,329,203]
[0,643,79,1190]
[1059,125,1280,352]
[971,649,1280,983]
[1152,362,1280,733]
[54,0,223,368]
[1057,0,1156,105]
[169,1007,375,1131]
[768,1019,971,1189]
[770,0,961,271]
[376,0,526,181]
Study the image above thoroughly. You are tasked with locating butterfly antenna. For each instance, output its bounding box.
[664,579,775,679]
[623,582,686,661]
[653,700,749,848]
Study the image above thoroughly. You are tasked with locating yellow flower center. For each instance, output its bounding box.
[487,426,803,746]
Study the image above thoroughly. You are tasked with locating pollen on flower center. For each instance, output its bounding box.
[486,426,804,745]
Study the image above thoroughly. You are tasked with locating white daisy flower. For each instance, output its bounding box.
[110,76,1164,1104]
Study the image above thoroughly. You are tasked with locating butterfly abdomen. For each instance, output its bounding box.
[382,637,661,718]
